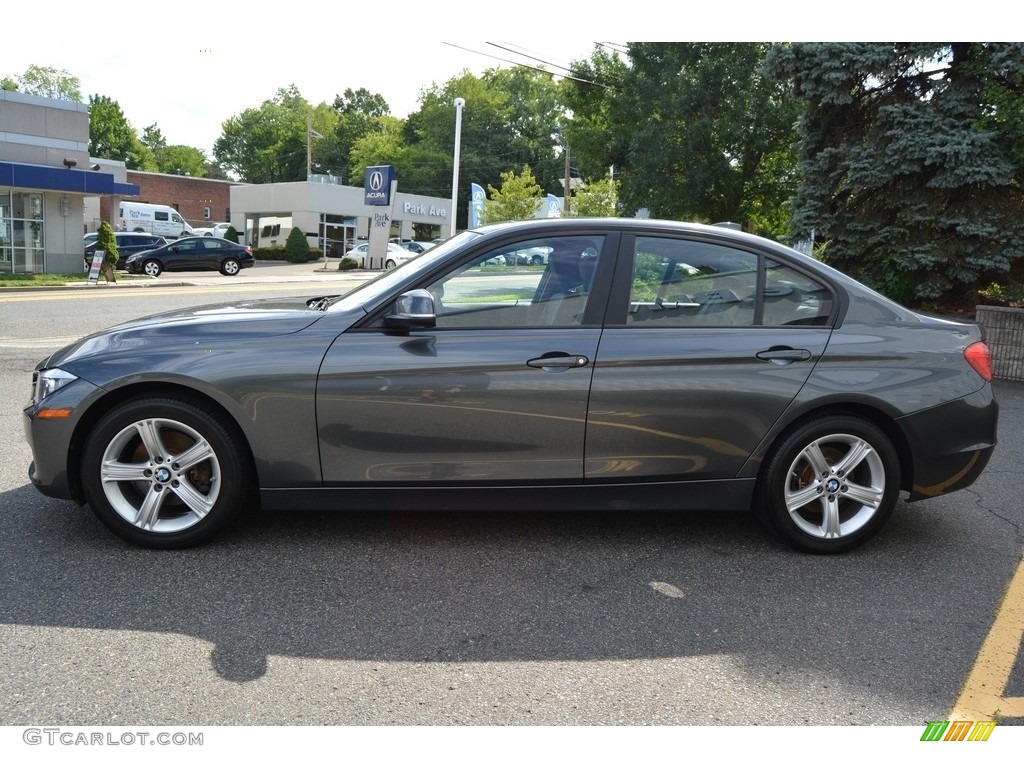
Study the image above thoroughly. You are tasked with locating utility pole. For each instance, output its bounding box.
[563,144,571,215]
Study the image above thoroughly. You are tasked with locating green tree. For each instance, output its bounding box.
[320,88,391,184]
[141,124,167,154]
[408,68,566,226]
[157,145,208,176]
[88,95,155,170]
[214,85,333,183]
[347,117,407,180]
[560,46,631,183]
[222,225,240,243]
[140,123,206,176]
[568,175,620,217]
[3,65,81,100]
[95,221,118,283]
[564,43,799,236]
[769,42,1024,305]
[480,165,543,224]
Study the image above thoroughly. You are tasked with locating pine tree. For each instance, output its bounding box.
[770,43,1024,307]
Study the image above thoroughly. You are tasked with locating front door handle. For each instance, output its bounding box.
[527,353,590,372]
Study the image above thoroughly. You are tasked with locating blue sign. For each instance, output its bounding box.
[469,183,485,228]
[364,165,395,206]
[546,193,563,218]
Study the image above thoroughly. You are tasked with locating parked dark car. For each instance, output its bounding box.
[24,218,997,552]
[123,237,254,276]
[84,232,167,269]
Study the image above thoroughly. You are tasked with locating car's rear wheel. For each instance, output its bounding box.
[757,415,900,554]
[221,258,241,276]
[385,258,397,269]
[80,396,253,548]
[142,260,162,277]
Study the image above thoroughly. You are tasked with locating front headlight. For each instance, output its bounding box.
[32,368,78,404]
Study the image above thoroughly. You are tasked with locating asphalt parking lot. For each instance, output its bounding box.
[1,262,1021,734]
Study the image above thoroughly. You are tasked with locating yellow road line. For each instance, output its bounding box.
[950,554,1024,719]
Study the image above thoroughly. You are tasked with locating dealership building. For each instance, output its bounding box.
[1,90,138,273]
[2,89,453,273]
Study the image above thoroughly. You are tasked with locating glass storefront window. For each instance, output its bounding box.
[1,190,45,273]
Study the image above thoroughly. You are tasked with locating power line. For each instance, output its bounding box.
[441,42,617,91]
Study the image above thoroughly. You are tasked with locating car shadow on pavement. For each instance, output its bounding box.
[2,475,1018,703]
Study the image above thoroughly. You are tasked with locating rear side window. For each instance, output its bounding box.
[762,259,834,326]
[625,237,833,327]
[628,237,757,326]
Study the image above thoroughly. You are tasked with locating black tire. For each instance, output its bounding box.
[80,395,253,548]
[385,258,397,269]
[221,258,241,276]
[756,414,900,554]
[142,259,162,277]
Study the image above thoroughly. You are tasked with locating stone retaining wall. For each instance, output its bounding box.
[976,305,1024,382]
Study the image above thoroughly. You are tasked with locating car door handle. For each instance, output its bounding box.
[527,353,590,371]
[756,347,812,364]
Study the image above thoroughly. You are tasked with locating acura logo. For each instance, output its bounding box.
[369,171,385,191]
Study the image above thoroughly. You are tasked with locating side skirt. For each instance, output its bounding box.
[260,478,757,513]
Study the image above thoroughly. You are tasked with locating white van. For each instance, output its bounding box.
[118,203,195,239]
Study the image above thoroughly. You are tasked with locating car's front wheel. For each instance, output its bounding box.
[757,414,900,554]
[221,258,241,276]
[80,395,253,548]
[142,260,162,277]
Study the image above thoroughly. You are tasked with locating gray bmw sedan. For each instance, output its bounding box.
[24,219,998,552]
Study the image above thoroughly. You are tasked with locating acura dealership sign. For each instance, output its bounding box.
[364,165,395,206]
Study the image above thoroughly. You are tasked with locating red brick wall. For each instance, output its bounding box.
[101,172,239,227]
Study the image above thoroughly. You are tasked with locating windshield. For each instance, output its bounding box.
[323,231,481,312]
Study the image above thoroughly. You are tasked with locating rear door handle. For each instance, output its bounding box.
[756,347,811,364]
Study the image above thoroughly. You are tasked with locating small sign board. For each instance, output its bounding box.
[87,251,105,284]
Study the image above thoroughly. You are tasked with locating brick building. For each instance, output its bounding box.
[100,170,240,230]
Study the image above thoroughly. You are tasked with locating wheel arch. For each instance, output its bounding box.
[751,402,915,495]
[67,382,259,504]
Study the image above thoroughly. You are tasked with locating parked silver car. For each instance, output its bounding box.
[24,218,998,551]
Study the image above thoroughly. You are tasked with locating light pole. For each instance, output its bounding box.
[449,97,465,238]
[306,115,323,179]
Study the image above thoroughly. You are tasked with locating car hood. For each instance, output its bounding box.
[44,296,331,368]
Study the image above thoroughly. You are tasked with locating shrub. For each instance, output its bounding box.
[283,227,311,263]
[95,221,118,282]
[223,225,239,243]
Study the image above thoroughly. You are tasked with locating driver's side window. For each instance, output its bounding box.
[425,236,604,328]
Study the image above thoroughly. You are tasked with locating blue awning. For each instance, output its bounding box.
[0,161,139,196]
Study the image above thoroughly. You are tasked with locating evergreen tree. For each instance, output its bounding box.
[283,225,311,262]
[769,42,1024,306]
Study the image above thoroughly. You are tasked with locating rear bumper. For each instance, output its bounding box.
[897,385,998,500]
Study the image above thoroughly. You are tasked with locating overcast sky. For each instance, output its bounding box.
[4,2,1001,157]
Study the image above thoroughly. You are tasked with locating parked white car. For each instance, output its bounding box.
[193,222,231,238]
[346,242,413,269]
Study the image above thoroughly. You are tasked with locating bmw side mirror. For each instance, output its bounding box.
[384,289,436,329]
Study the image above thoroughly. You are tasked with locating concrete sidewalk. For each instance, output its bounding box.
[2,259,375,292]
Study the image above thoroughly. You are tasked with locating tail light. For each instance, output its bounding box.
[964,341,993,382]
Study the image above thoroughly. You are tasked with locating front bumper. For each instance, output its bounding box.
[23,377,102,501]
